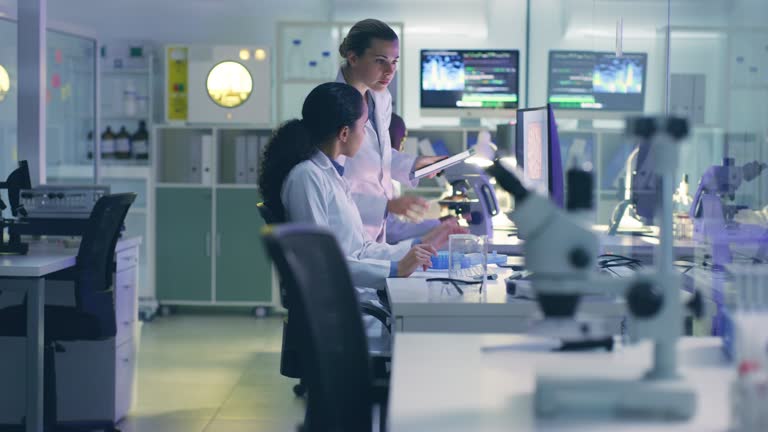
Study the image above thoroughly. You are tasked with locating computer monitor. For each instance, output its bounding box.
[420,49,520,120]
[548,50,647,112]
[515,105,564,207]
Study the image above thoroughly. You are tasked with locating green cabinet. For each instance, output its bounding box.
[215,189,271,302]
[154,126,275,308]
[156,188,213,302]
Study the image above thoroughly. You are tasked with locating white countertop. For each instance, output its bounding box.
[0,237,141,278]
[389,333,732,432]
[387,269,625,318]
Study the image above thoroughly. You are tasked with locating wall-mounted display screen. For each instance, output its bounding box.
[548,50,647,111]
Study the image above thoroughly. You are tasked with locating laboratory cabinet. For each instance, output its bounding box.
[153,125,276,310]
[0,238,142,425]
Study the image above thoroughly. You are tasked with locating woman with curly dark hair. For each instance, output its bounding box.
[259,82,460,287]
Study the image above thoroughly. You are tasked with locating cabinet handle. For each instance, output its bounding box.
[122,321,131,326]
[615,17,624,56]
[205,232,211,257]
[216,233,221,256]
[123,285,132,290]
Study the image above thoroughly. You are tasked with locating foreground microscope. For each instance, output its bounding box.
[487,116,704,420]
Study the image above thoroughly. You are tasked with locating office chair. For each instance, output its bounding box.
[262,224,389,432]
[0,193,136,432]
[256,202,391,399]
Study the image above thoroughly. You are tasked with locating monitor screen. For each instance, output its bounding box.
[516,107,550,196]
[421,49,520,110]
[548,50,647,111]
[515,105,564,207]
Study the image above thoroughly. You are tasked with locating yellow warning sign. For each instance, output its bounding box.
[167,46,188,121]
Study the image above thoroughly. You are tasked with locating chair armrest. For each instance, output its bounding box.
[361,301,391,333]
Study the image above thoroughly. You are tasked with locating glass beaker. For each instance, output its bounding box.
[448,234,488,283]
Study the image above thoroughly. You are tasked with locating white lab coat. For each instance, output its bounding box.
[335,69,418,242]
[281,150,413,289]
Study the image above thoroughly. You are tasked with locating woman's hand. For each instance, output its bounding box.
[414,155,448,179]
[397,244,437,277]
[420,221,469,250]
[387,195,428,218]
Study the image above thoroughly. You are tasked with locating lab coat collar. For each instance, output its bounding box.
[310,151,344,178]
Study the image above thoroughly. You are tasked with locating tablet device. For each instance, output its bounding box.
[414,148,476,179]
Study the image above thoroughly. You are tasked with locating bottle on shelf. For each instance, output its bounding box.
[132,120,149,160]
[86,130,94,160]
[115,126,132,159]
[101,126,116,159]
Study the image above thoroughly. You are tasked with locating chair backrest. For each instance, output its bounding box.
[257,201,289,307]
[262,224,373,432]
[257,201,281,224]
[75,193,136,337]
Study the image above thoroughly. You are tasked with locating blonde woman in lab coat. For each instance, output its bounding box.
[336,19,449,243]
[259,82,454,289]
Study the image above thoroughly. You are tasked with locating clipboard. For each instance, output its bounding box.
[414,148,476,179]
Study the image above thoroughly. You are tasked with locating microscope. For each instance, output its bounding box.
[0,161,31,255]
[690,158,768,266]
[438,162,499,237]
[487,116,704,420]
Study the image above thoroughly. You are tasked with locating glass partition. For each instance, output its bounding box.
[0,18,17,179]
[46,29,96,184]
[670,1,768,219]
[529,0,670,226]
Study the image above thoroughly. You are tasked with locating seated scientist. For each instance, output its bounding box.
[258,82,462,289]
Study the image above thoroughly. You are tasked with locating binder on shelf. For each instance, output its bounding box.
[187,136,202,183]
[246,135,260,184]
[235,135,248,184]
[201,134,213,185]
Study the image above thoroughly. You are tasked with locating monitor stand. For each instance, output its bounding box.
[460,117,482,128]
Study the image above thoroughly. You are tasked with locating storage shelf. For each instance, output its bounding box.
[103,69,150,75]
[101,115,151,121]
[49,164,151,179]
[156,183,211,189]
[215,184,260,189]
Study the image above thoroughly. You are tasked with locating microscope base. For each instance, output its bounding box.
[535,375,696,420]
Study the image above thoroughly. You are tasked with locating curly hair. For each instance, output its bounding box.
[258,82,364,222]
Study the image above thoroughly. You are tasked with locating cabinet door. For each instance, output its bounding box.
[156,188,212,301]
[215,189,272,302]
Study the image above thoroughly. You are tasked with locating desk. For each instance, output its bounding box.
[0,238,141,432]
[490,230,698,259]
[0,248,76,432]
[389,333,732,431]
[386,270,626,334]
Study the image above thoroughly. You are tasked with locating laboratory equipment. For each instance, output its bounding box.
[449,234,487,283]
[515,104,564,208]
[0,161,32,254]
[6,184,111,240]
[420,49,519,125]
[548,50,647,113]
[690,158,768,265]
[164,45,271,124]
[440,162,499,237]
[487,115,705,420]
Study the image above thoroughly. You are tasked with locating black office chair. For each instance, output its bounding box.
[262,224,389,432]
[256,202,392,399]
[0,193,136,432]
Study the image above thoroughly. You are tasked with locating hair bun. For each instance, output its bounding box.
[338,36,349,58]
